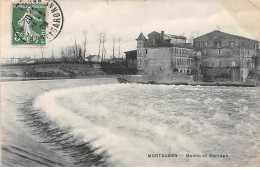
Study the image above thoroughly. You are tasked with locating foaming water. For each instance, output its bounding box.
[34,84,260,166]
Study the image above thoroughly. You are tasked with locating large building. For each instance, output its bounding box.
[193,30,259,82]
[136,31,197,77]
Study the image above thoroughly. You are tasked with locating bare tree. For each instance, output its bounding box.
[118,38,121,58]
[102,33,106,61]
[60,47,66,62]
[188,31,200,44]
[74,36,78,61]
[82,31,87,61]
[187,34,195,44]
[98,33,102,58]
[112,38,115,58]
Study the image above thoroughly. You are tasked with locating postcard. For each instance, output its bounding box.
[0,0,259,167]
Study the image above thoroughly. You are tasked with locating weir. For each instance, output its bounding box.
[1,78,118,167]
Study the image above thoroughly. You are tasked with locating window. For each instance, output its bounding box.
[138,49,141,54]
[138,58,141,65]
[217,42,221,48]
[247,61,250,68]
[204,50,207,55]
[233,50,235,54]
[231,61,235,67]
[177,48,179,54]
[145,49,148,54]
[230,42,235,47]
[247,51,249,55]
[254,44,257,50]
[218,50,222,56]
[145,60,148,66]
[200,42,204,48]
[219,61,222,67]
[205,42,208,47]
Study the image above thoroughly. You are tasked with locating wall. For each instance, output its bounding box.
[204,67,240,82]
[143,47,172,76]
[205,56,239,68]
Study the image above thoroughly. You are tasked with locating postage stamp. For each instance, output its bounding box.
[12,3,47,45]
[11,0,64,46]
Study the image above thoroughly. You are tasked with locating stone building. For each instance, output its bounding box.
[136,31,197,78]
[193,30,259,82]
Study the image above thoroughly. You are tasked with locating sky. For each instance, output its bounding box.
[1,0,260,59]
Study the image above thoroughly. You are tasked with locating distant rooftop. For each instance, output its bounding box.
[136,32,147,41]
[194,30,259,42]
[165,34,186,40]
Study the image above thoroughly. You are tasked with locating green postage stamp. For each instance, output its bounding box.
[12,3,47,45]
[12,0,64,46]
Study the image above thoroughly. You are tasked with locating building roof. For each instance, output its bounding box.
[165,34,187,40]
[148,31,160,36]
[136,32,147,40]
[194,30,259,42]
[124,50,137,54]
[124,50,137,59]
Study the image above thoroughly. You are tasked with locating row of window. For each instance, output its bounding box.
[203,49,255,56]
[173,47,192,56]
[209,61,254,68]
[209,61,223,67]
[175,57,193,66]
[197,41,257,49]
[138,48,193,56]
[138,48,148,55]
[240,50,256,56]
[241,60,254,68]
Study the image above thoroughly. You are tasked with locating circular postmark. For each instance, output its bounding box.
[12,0,64,45]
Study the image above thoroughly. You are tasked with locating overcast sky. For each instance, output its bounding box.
[1,0,260,59]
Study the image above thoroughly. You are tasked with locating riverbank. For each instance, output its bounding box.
[117,75,259,87]
[1,78,118,166]
[136,81,257,87]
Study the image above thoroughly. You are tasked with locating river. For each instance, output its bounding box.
[1,80,260,166]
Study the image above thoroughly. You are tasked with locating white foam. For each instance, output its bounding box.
[33,83,260,166]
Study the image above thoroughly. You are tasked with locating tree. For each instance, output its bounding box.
[98,33,102,58]
[112,38,115,58]
[118,38,121,58]
[101,33,106,61]
[187,31,200,44]
[60,47,66,62]
[74,37,78,61]
[82,31,87,61]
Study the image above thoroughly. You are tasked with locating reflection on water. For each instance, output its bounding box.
[34,84,260,166]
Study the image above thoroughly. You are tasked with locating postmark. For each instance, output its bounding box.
[12,0,64,46]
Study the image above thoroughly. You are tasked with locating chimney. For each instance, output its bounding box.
[161,31,164,41]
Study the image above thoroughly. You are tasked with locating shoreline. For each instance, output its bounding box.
[2,76,258,87]
[136,81,257,87]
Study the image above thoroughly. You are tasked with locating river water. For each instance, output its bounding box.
[33,84,260,166]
